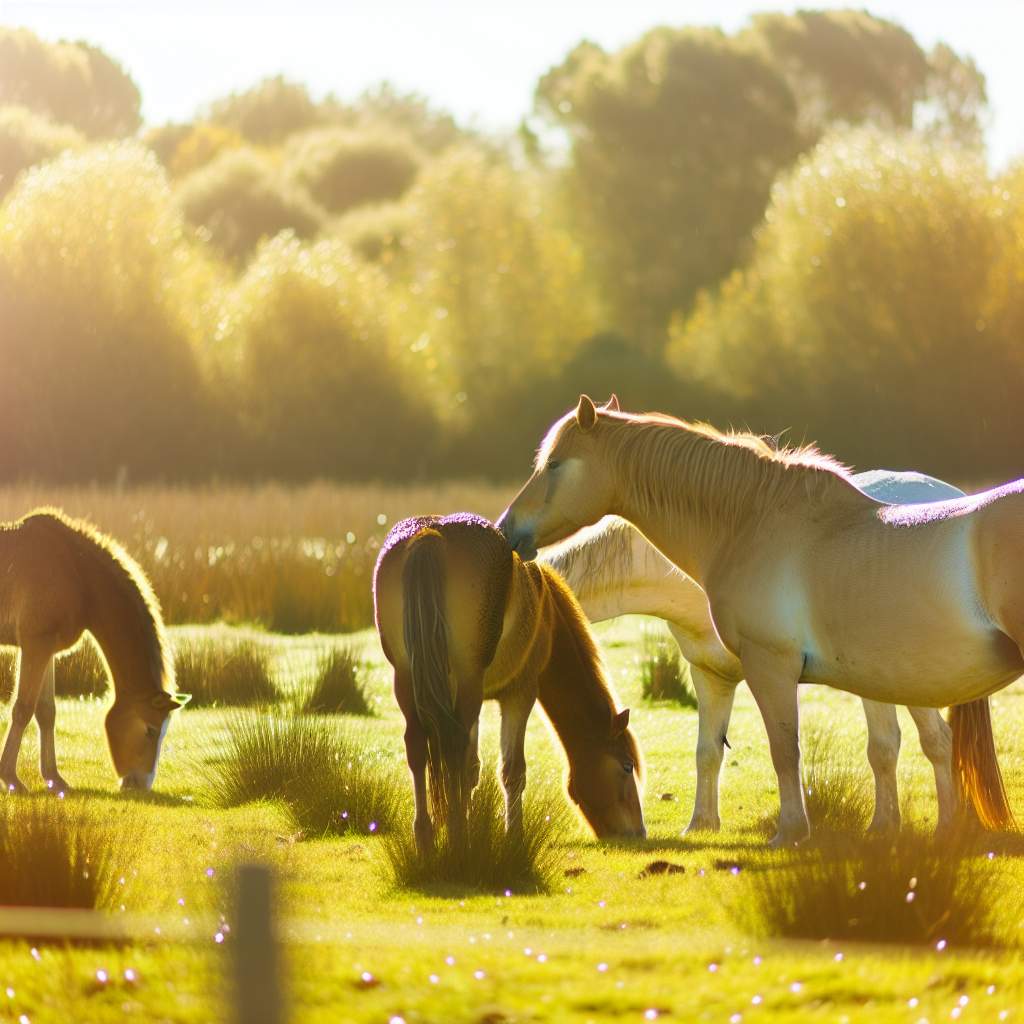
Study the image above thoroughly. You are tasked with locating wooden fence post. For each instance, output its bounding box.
[233,863,285,1024]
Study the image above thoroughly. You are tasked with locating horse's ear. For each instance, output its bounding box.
[611,708,630,736]
[172,692,192,708]
[150,692,177,712]
[604,394,620,412]
[576,394,597,432]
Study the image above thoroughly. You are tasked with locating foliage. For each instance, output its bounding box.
[176,146,324,262]
[287,127,421,214]
[638,630,696,708]
[801,730,872,835]
[303,646,373,715]
[333,200,412,265]
[220,233,437,478]
[381,771,564,894]
[0,27,140,137]
[0,104,84,197]
[207,75,321,144]
[669,127,1023,477]
[536,26,800,344]
[0,142,214,481]
[166,120,245,178]
[173,636,278,707]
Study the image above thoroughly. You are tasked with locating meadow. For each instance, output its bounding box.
[2,484,1024,1023]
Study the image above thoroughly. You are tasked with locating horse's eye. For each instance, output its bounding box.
[146,725,158,739]
[547,460,561,472]
[622,760,634,775]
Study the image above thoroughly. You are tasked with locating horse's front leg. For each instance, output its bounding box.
[861,698,901,834]
[1,637,57,793]
[498,692,534,834]
[36,656,69,793]
[741,646,808,847]
[684,663,737,833]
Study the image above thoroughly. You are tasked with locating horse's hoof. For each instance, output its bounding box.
[684,817,721,835]
[44,777,70,795]
[1,777,27,795]
[767,829,808,850]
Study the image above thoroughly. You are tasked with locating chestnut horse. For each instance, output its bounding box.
[374,513,645,851]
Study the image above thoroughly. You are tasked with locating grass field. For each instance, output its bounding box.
[2,616,1024,1023]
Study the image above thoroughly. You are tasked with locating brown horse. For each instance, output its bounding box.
[374,513,645,851]
[0,509,188,793]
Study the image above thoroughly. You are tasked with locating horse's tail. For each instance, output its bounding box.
[950,698,1014,830]
[402,527,466,823]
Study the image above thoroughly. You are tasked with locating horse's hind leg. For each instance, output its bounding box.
[861,699,901,835]
[685,665,737,833]
[36,657,69,793]
[0,637,57,793]
[394,668,434,853]
[907,705,955,832]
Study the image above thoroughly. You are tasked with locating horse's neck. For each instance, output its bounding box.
[86,575,163,703]
[535,591,612,769]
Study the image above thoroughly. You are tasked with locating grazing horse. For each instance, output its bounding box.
[541,459,965,835]
[499,396,1019,846]
[373,513,645,852]
[0,509,188,792]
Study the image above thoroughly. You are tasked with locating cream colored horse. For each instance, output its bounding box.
[500,396,1018,845]
[542,477,963,834]
[0,509,188,792]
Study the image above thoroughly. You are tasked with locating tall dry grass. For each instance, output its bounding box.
[0,481,510,633]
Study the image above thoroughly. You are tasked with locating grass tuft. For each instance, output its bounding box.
[382,771,564,895]
[734,829,1011,947]
[802,730,872,835]
[302,645,372,715]
[638,629,697,708]
[174,637,278,707]
[205,712,404,836]
[0,798,131,910]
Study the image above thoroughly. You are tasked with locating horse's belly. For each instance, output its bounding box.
[804,621,1023,705]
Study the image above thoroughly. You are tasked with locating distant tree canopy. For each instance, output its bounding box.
[0,28,140,137]
[207,75,322,144]
[536,10,990,346]
[0,104,83,197]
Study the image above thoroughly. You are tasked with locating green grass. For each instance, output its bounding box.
[638,626,697,707]
[301,644,373,715]
[55,635,110,698]
[0,616,1023,1023]
[174,635,279,706]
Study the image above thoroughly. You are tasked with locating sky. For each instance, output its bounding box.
[2,0,1022,165]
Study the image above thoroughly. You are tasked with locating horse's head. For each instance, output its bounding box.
[498,394,619,560]
[106,691,190,790]
[567,708,646,839]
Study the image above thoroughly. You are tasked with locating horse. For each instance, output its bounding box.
[0,509,189,793]
[542,474,964,835]
[499,395,1021,846]
[373,512,645,852]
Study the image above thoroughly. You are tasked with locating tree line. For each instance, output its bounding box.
[0,13,1020,484]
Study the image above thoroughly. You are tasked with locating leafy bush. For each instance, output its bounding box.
[0,28,141,137]
[173,637,278,707]
[287,127,420,214]
[381,771,564,894]
[0,142,215,482]
[0,104,83,197]
[176,146,324,262]
[669,127,1024,477]
[208,75,321,144]
[334,200,411,265]
[303,646,372,715]
[638,629,696,707]
[166,121,245,178]
[220,233,437,478]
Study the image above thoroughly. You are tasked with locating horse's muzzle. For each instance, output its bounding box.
[497,513,538,561]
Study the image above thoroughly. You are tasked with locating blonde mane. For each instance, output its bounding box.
[593,411,854,534]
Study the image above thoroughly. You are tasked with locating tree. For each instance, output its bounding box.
[0,104,84,198]
[208,76,321,144]
[535,27,801,347]
[0,28,140,137]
